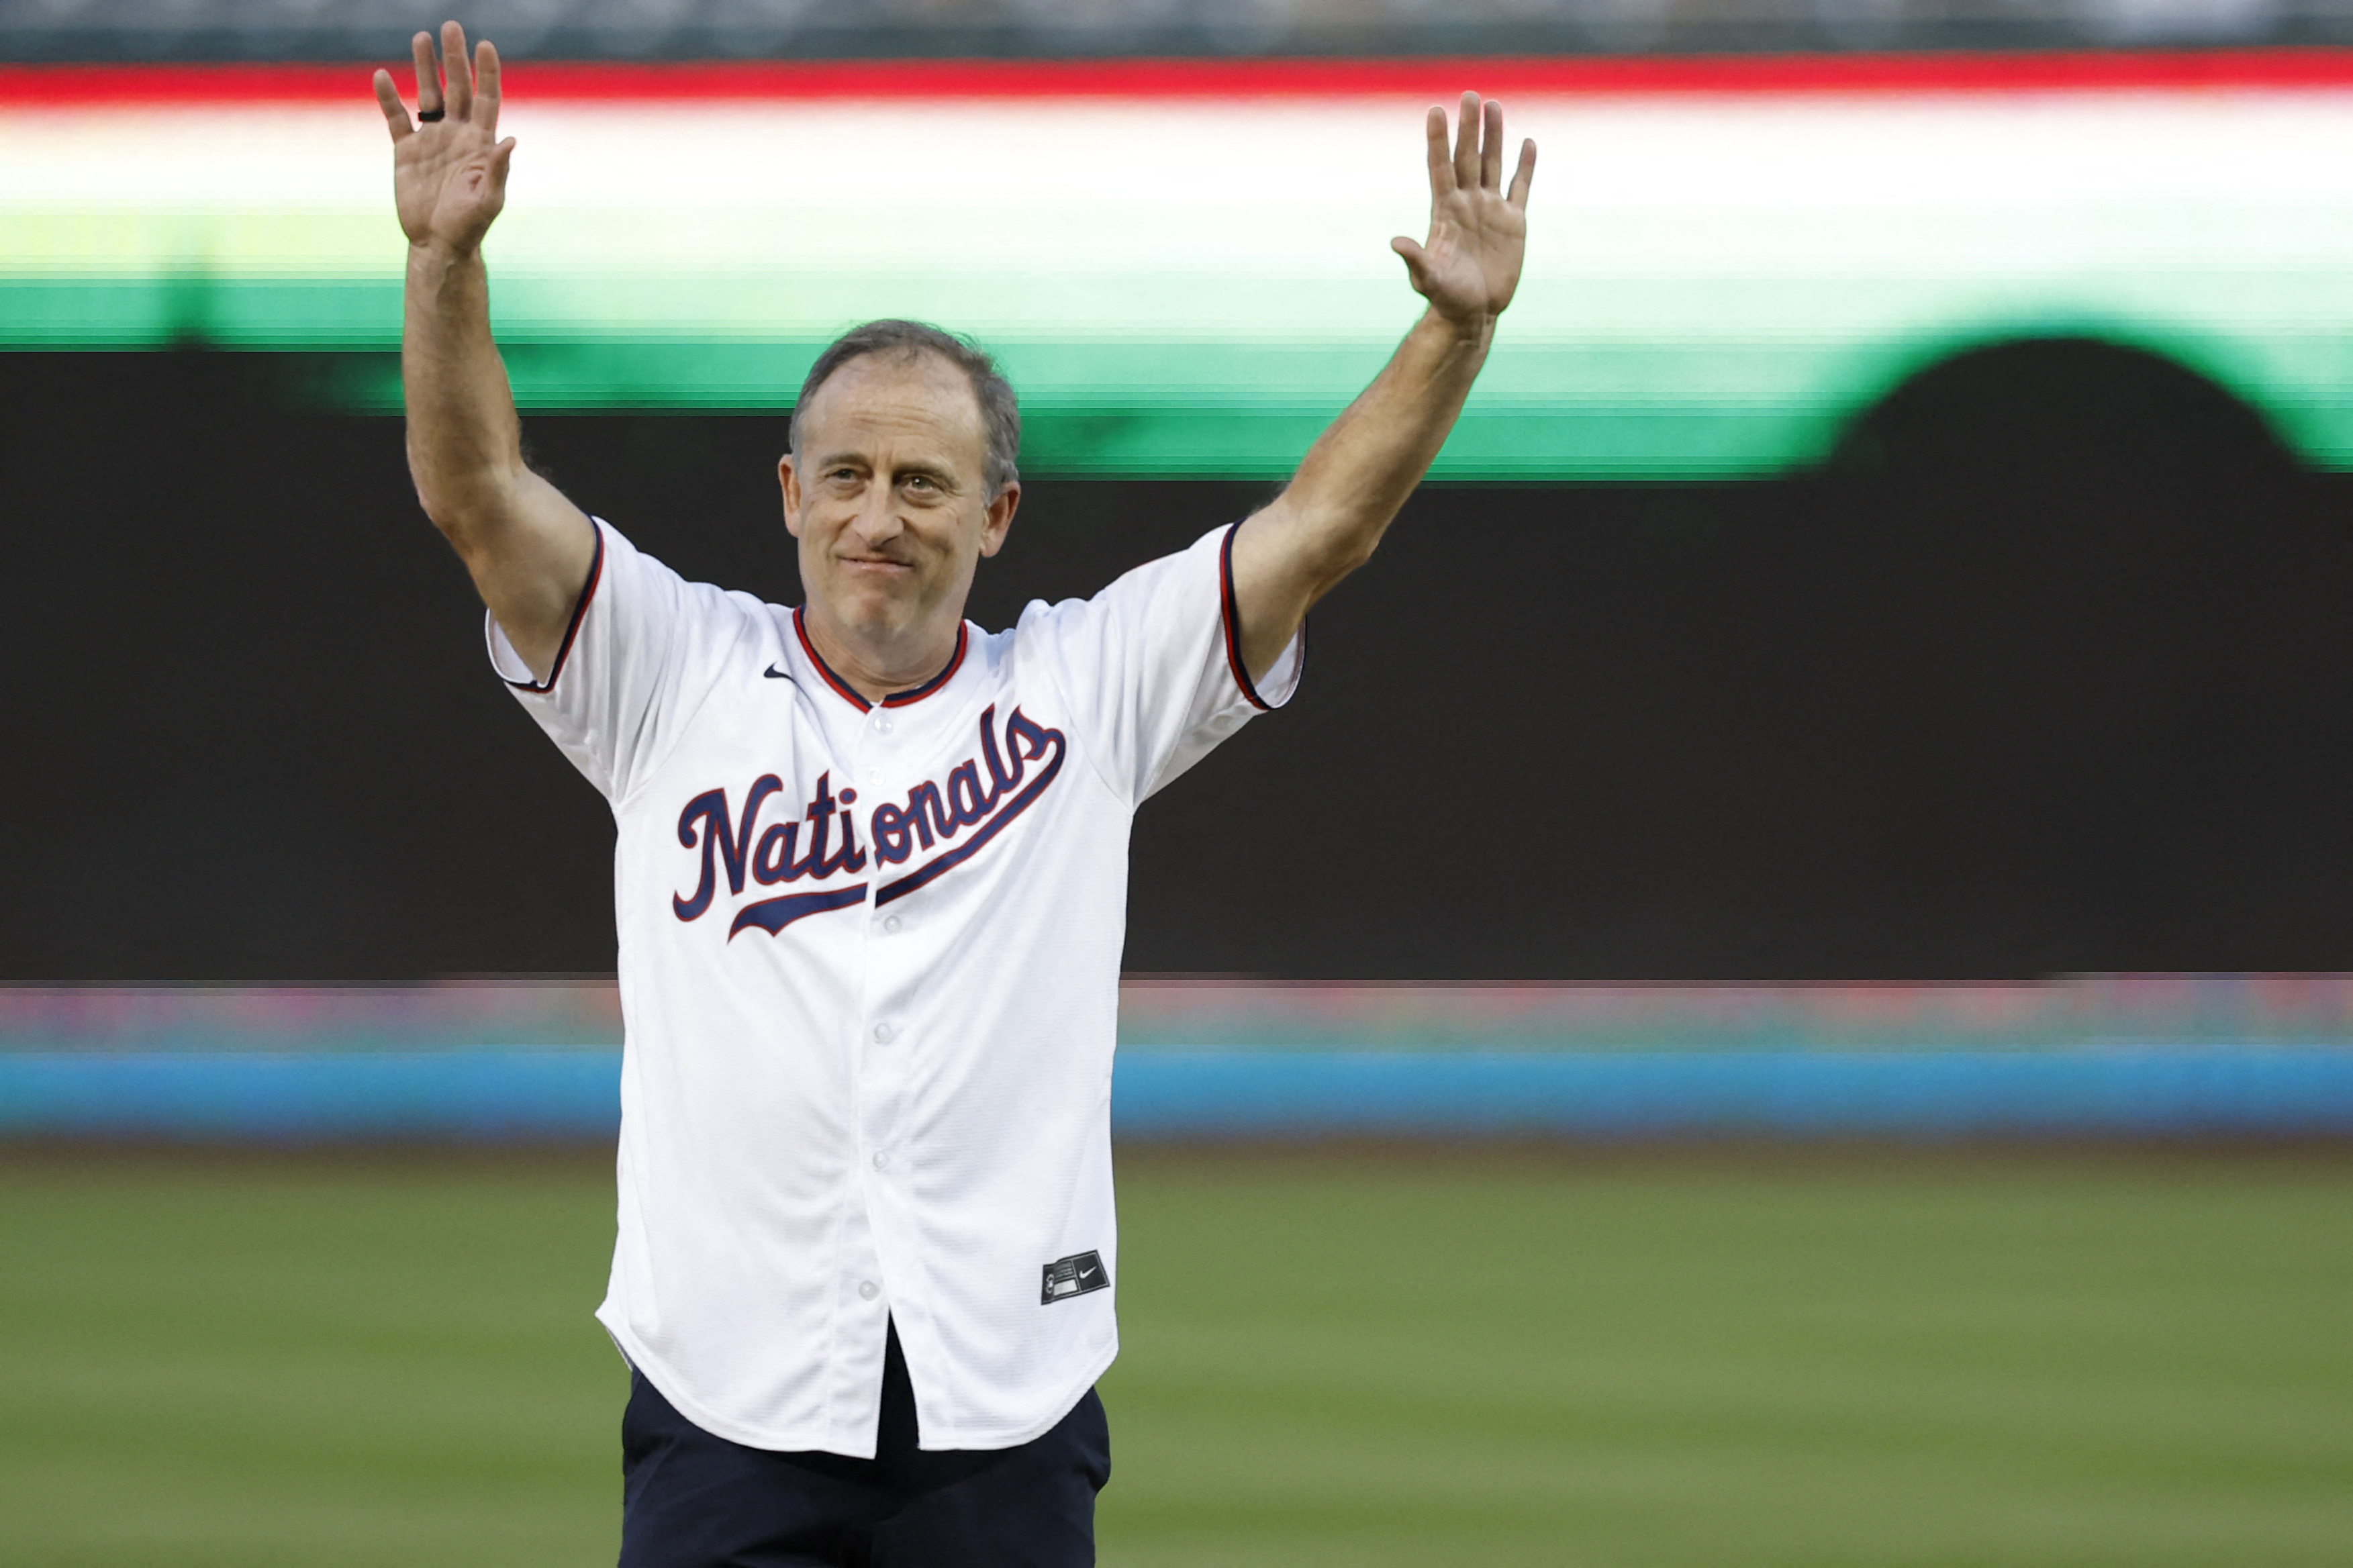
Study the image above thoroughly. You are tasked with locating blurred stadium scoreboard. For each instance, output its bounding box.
[7,51,2353,478]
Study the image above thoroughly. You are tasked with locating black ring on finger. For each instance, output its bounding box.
[418,107,445,122]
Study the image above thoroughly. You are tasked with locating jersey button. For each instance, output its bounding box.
[882,915,902,934]
[858,1279,879,1302]
[874,714,895,734]
[871,1151,891,1171]
[872,1023,894,1044]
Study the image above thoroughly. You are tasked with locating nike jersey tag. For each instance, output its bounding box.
[764,665,794,681]
[1041,1250,1110,1305]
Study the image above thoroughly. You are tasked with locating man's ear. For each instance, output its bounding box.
[778,453,804,538]
[979,481,1020,559]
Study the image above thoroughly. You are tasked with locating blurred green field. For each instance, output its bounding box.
[0,1144,2346,1567]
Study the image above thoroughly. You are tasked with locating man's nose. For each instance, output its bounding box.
[851,485,903,543]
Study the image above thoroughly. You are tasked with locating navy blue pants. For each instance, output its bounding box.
[618,1323,1110,1567]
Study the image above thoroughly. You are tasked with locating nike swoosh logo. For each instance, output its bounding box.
[764,665,794,681]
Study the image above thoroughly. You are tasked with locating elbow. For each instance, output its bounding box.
[407,451,526,558]
[1331,534,1382,581]
[405,435,461,536]
[412,476,481,554]
[1301,532,1380,601]
[1245,493,1387,607]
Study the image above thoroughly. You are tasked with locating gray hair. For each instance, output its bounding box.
[789,320,1022,498]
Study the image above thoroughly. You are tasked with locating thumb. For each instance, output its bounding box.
[491,137,518,179]
[1392,235,1431,288]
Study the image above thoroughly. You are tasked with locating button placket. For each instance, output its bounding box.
[855,701,913,1301]
[862,708,893,787]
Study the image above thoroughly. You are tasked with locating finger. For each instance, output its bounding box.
[1453,91,1481,194]
[490,136,518,183]
[411,31,441,117]
[442,20,473,121]
[1481,99,1504,191]
[475,39,501,138]
[1507,138,1537,207]
[1423,105,1452,196]
[373,68,413,141]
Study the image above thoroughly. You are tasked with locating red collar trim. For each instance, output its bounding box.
[793,607,968,713]
[883,622,969,707]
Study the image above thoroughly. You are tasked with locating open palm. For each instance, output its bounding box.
[1393,94,1535,327]
[373,21,514,254]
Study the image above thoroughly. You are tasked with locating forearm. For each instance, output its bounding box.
[401,240,530,545]
[400,238,593,675]
[1227,309,1492,675]
[1278,308,1492,578]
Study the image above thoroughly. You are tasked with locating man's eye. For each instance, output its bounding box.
[906,476,935,491]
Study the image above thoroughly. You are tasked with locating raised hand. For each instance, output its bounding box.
[1392,94,1535,329]
[373,21,514,256]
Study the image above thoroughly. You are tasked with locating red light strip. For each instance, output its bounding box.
[7,50,2353,107]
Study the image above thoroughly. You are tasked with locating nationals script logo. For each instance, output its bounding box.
[672,704,1066,938]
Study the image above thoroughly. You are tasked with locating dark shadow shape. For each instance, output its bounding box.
[1826,334,2298,486]
[9,343,2353,979]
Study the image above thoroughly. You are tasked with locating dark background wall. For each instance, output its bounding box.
[8,341,2353,981]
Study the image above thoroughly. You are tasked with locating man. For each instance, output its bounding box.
[375,21,1533,1565]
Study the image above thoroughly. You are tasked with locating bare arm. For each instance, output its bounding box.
[1228,95,1535,679]
[375,21,593,680]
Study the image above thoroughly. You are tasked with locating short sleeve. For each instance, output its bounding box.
[487,519,763,803]
[1019,523,1304,807]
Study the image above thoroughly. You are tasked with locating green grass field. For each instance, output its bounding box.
[1,1144,2346,1567]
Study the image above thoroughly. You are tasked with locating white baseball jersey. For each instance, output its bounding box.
[489,517,1300,1457]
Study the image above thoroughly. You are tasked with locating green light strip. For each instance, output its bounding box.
[14,89,2353,477]
[14,277,2352,478]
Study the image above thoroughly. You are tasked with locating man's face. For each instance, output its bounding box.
[781,351,1016,646]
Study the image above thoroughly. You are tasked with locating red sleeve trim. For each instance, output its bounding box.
[503,520,606,695]
[1218,522,1273,714]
